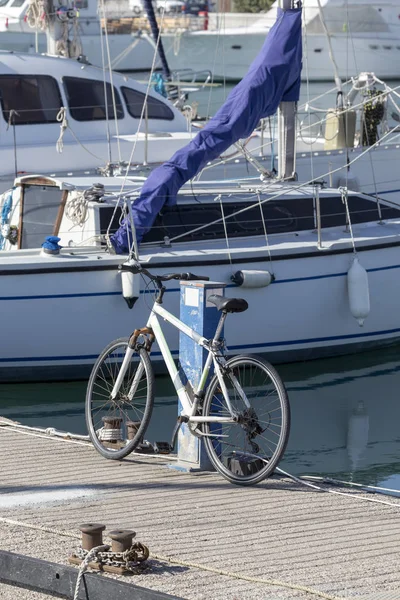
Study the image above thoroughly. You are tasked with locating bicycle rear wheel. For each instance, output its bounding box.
[86,338,154,460]
[202,354,290,485]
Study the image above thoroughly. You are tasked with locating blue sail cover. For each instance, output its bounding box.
[111,5,302,253]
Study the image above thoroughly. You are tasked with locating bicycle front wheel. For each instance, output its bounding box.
[203,354,290,486]
[86,338,154,460]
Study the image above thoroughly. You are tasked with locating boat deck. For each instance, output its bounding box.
[0,423,399,600]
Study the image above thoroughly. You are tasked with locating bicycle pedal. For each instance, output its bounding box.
[153,441,172,454]
[135,440,155,454]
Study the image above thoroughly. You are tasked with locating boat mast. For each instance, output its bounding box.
[142,0,171,79]
[277,0,299,180]
[45,0,64,55]
[43,0,80,57]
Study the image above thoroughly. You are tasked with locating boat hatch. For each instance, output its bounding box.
[13,178,67,249]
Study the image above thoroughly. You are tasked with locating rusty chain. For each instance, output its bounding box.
[74,541,149,571]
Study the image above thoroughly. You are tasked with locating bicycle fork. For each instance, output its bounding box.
[110,328,154,400]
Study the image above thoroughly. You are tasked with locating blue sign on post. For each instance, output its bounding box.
[172,279,226,472]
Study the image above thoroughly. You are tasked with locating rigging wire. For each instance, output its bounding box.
[218,194,233,270]
[302,2,315,183]
[98,15,113,165]
[257,191,274,274]
[339,186,356,253]
[117,0,169,198]
[316,0,342,97]
[105,0,170,251]
[99,0,122,163]
[165,126,400,246]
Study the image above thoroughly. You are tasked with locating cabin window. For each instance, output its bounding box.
[0,0,10,6]
[99,195,400,246]
[74,0,88,7]
[0,75,62,125]
[139,200,308,243]
[320,195,399,227]
[63,77,124,121]
[99,197,313,244]
[10,0,25,6]
[121,87,174,120]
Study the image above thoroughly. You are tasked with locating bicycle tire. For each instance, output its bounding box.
[85,338,154,460]
[202,354,290,486]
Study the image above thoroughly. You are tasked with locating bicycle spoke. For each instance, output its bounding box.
[203,355,290,485]
[86,340,154,460]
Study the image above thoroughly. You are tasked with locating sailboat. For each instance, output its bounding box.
[163,0,400,81]
[0,0,158,71]
[0,48,206,194]
[2,0,400,383]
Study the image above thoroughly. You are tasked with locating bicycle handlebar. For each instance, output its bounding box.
[119,263,210,283]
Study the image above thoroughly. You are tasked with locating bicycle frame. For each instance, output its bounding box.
[111,301,250,424]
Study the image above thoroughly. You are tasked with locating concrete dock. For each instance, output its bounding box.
[0,423,399,600]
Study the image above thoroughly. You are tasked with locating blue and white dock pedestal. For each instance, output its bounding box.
[172,279,226,473]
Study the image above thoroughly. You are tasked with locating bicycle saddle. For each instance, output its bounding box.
[208,295,248,313]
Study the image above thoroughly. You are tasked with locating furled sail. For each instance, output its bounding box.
[111,2,302,253]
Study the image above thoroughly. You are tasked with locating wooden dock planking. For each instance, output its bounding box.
[0,425,399,600]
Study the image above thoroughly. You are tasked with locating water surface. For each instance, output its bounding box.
[2,346,399,492]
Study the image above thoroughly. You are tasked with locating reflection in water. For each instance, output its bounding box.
[1,348,399,489]
[347,400,369,473]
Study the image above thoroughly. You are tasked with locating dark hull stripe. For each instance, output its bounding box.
[2,236,400,277]
[0,291,121,301]
[1,259,400,301]
[2,326,400,363]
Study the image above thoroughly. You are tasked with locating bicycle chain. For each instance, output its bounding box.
[74,542,149,571]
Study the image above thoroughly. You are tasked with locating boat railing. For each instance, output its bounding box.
[171,68,212,88]
[101,14,209,35]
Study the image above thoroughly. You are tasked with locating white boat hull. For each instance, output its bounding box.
[2,233,400,381]
[164,30,400,81]
[0,31,157,71]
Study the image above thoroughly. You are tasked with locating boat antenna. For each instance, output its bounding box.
[142,0,171,80]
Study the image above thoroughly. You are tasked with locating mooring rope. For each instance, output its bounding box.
[73,544,109,600]
[0,425,399,599]
[0,515,344,600]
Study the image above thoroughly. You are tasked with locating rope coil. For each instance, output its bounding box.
[65,184,105,227]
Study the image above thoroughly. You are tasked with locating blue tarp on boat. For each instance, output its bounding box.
[111,5,302,253]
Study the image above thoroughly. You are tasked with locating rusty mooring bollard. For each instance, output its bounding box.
[109,529,136,553]
[101,416,123,442]
[79,523,106,550]
[126,421,141,440]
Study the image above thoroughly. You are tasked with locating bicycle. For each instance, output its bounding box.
[85,262,290,486]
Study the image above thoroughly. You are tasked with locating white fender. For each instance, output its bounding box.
[347,256,370,326]
[120,259,140,309]
[231,270,274,288]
